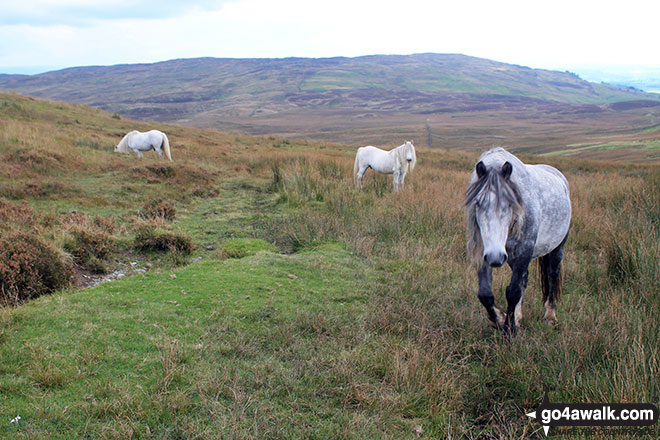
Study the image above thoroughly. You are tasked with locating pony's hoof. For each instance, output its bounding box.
[487,310,505,329]
[488,308,506,329]
[501,324,517,339]
[543,302,557,322]
[543,308,557,325]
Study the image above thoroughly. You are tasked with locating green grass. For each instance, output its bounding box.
[0,243,384,439]
[544,139,660,157]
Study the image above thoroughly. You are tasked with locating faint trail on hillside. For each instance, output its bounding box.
[426,120,434,148]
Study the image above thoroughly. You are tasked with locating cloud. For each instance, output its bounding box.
[0,0,658,74]
[0,0,235,26]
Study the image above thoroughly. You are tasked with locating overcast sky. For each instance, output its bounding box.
[1,0,659,75]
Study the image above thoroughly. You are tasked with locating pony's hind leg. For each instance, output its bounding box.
[477,265,506,328]
[503,256,531,336]
[539,238,566,324]
[356,166,368,189]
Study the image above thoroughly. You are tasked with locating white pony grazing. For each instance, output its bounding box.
[115,130,172,161]
[354,140,416,192]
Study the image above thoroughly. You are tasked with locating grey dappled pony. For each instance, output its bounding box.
[465,148,571,336]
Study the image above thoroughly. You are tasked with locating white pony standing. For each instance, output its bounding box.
[354,140,416,192]
[115,130,172,161]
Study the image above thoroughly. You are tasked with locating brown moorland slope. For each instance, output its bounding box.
[2,54,659,161]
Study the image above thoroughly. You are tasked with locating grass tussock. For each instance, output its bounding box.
[133,222,194,255]
[139,198,177,221]
[217,238,277,259]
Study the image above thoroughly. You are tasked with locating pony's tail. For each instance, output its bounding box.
[353,149,360,185]
[538,255,562,303]
[162,134,172,161]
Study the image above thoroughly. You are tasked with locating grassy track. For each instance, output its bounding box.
[0,243,381,439]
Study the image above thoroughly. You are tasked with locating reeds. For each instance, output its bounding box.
[265,149,660,437]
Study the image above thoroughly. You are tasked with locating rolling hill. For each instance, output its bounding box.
[1,53,660,158]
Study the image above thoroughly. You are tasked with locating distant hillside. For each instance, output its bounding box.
[1,53,659,149]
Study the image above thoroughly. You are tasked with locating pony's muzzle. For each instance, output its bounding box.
[484,251,508,268]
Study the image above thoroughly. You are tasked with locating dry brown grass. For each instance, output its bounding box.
[263,146,660,438]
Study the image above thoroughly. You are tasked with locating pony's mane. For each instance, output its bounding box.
[464,162,524,266]
[116,130,139,153]
[393,141,416,171]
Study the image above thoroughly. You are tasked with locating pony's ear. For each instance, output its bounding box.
[476,161,487,178]
[501,161,513,180]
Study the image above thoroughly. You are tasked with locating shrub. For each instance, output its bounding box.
[0,232,73,305]
[139,198,177,221]
[86,256,108,274]
[187,186,219,199]
[145,164,175,179]
[1,180,72,200]
[0,199,37,230]
[3,148,64,171]
[62,211,116,234]
[59,212,117,273]
[64,227,115,264]
[92,215,116,234]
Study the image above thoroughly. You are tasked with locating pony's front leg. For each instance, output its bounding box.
[399,170,407,191]
[392,170,401,192]
[503,258,530,336]
[477,264,505,328]
[133,149,144,158]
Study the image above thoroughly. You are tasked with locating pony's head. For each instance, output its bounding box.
[114,130,137,154]
[399,140,416,170]
[464,159,524,268]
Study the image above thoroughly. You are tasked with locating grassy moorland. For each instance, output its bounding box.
[0,91,659,439]
[2,54,660,152]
